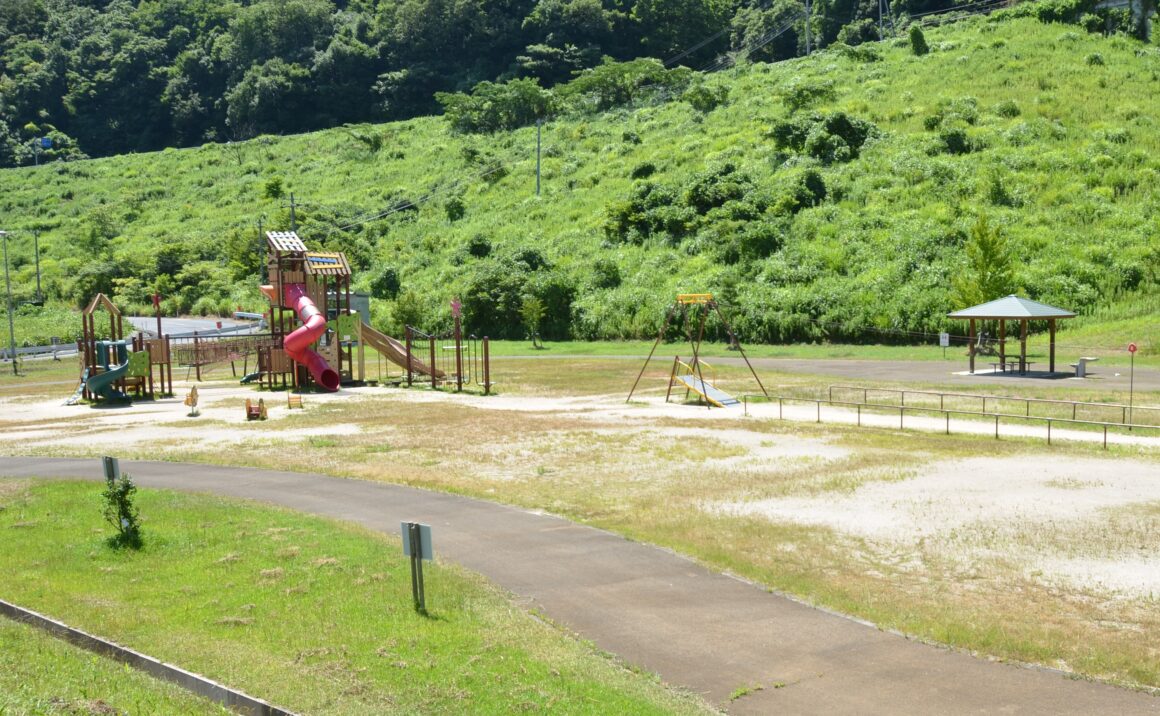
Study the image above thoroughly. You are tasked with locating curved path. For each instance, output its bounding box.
[3,457,1157,715]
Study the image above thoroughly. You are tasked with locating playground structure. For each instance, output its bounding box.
[258,231,349,391]
[255,230,489,393]
[627,294,767,408]
[67,294,173,405]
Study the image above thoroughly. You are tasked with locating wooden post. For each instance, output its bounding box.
[193,333,201,381]
[969,319,976,374]
[1049,319,1056,373]
[1020,319,1028,373]
[999,319,1006,368]
[429,335,437,390]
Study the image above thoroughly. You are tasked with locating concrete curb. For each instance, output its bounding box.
[0,598,296,716]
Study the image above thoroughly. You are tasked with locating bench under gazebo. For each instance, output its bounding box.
[948,295,1076,375]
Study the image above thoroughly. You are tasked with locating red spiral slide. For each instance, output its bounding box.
[281,283,340,391]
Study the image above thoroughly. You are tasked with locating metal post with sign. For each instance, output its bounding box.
[102,456,120,482]
[401,521,433,614]
[939,332,950,359]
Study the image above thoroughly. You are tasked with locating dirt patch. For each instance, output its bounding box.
[713,456,1160,597]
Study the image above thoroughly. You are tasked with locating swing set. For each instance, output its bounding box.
[627,294,768,408]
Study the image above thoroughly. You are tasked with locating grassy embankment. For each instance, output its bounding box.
[0,15,1156,351]
[0,480,706,715]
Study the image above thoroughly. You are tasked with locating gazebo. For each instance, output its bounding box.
[948,295,1076,374]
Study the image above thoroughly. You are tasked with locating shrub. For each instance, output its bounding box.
[630,162,657,179]
[101,464,143,550]
[445,196,465,222]
[783,79,837,112]
[467,234,491,258]
[938,126,973,155]
[910,26,930,56]
[770,112,877,163]
[591,258,621,289]
[683,82,730,113]
[836,19,878,47]
[993,99,1021,118]
[1085,52,1105,66]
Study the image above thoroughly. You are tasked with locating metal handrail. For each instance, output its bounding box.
[742,394,1159,449]
[827,384,1159,426]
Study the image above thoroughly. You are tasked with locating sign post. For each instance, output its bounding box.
[102,456,120,482]
[1128,343,1137,429]
[401,521,433,614]
[939,332,950,359]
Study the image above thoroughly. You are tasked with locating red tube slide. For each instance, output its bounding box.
[281,283,340,392]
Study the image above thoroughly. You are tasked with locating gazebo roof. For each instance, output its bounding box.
[947,295,1075,320]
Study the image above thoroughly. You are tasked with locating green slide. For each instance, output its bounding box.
[86,361,130,400]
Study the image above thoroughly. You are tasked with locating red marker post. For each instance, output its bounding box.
[1128,343,1137,428]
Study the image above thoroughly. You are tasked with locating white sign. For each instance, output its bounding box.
[939,332,950,348]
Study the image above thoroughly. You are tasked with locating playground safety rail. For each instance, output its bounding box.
[741,394,1160,449]
[826,384,1160,427]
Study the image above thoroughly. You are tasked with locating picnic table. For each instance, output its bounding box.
[990,360,1034,374]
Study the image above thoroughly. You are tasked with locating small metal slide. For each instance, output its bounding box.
[675,374,740,408]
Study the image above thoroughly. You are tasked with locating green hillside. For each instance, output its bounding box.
[0,14,1157,351]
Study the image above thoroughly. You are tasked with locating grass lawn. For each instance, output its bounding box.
[0,618,228,715]
[0,480,707,715]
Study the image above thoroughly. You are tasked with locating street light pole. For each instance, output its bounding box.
[1,231,17,375]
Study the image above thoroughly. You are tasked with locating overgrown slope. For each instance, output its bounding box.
[0,15,1157,350]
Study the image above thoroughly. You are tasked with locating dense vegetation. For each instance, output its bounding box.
[0,12,1157,350]
[1,0,1146,166]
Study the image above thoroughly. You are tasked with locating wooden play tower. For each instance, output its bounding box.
[259,231,353,391]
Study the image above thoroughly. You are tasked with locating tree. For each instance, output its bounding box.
[952,213,1015,308]
[632,0,731,64]
[730,1,803,64]
[520,295,546,339]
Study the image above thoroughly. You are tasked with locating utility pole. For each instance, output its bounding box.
[2,231,17,375]
[32,230,42,304]
[804,0,812,55]
[535,119,542,197]
[288,193,297,231]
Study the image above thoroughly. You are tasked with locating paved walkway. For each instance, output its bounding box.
[3,458,1157,715]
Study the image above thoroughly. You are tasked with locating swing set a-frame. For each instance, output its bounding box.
[626,294,768,408]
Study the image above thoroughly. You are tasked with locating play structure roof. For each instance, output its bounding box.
[304,252,351,276]
[266,231,308,253]
[947,295,1075,320]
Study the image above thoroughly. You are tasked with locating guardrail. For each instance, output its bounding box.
[742,394,1159,449]
[827,384,1159,427]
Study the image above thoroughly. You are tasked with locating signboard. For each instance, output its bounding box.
[1128,342,1137,354]
[102,456,120,481]
[401,521,433,561]
[939,332,950,348]
[40,137,52,149]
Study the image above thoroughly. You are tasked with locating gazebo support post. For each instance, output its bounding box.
[969,319,976,374]
[999,319,1006,369]
[1020,319,1028,374]
[1049,319,1056,373]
